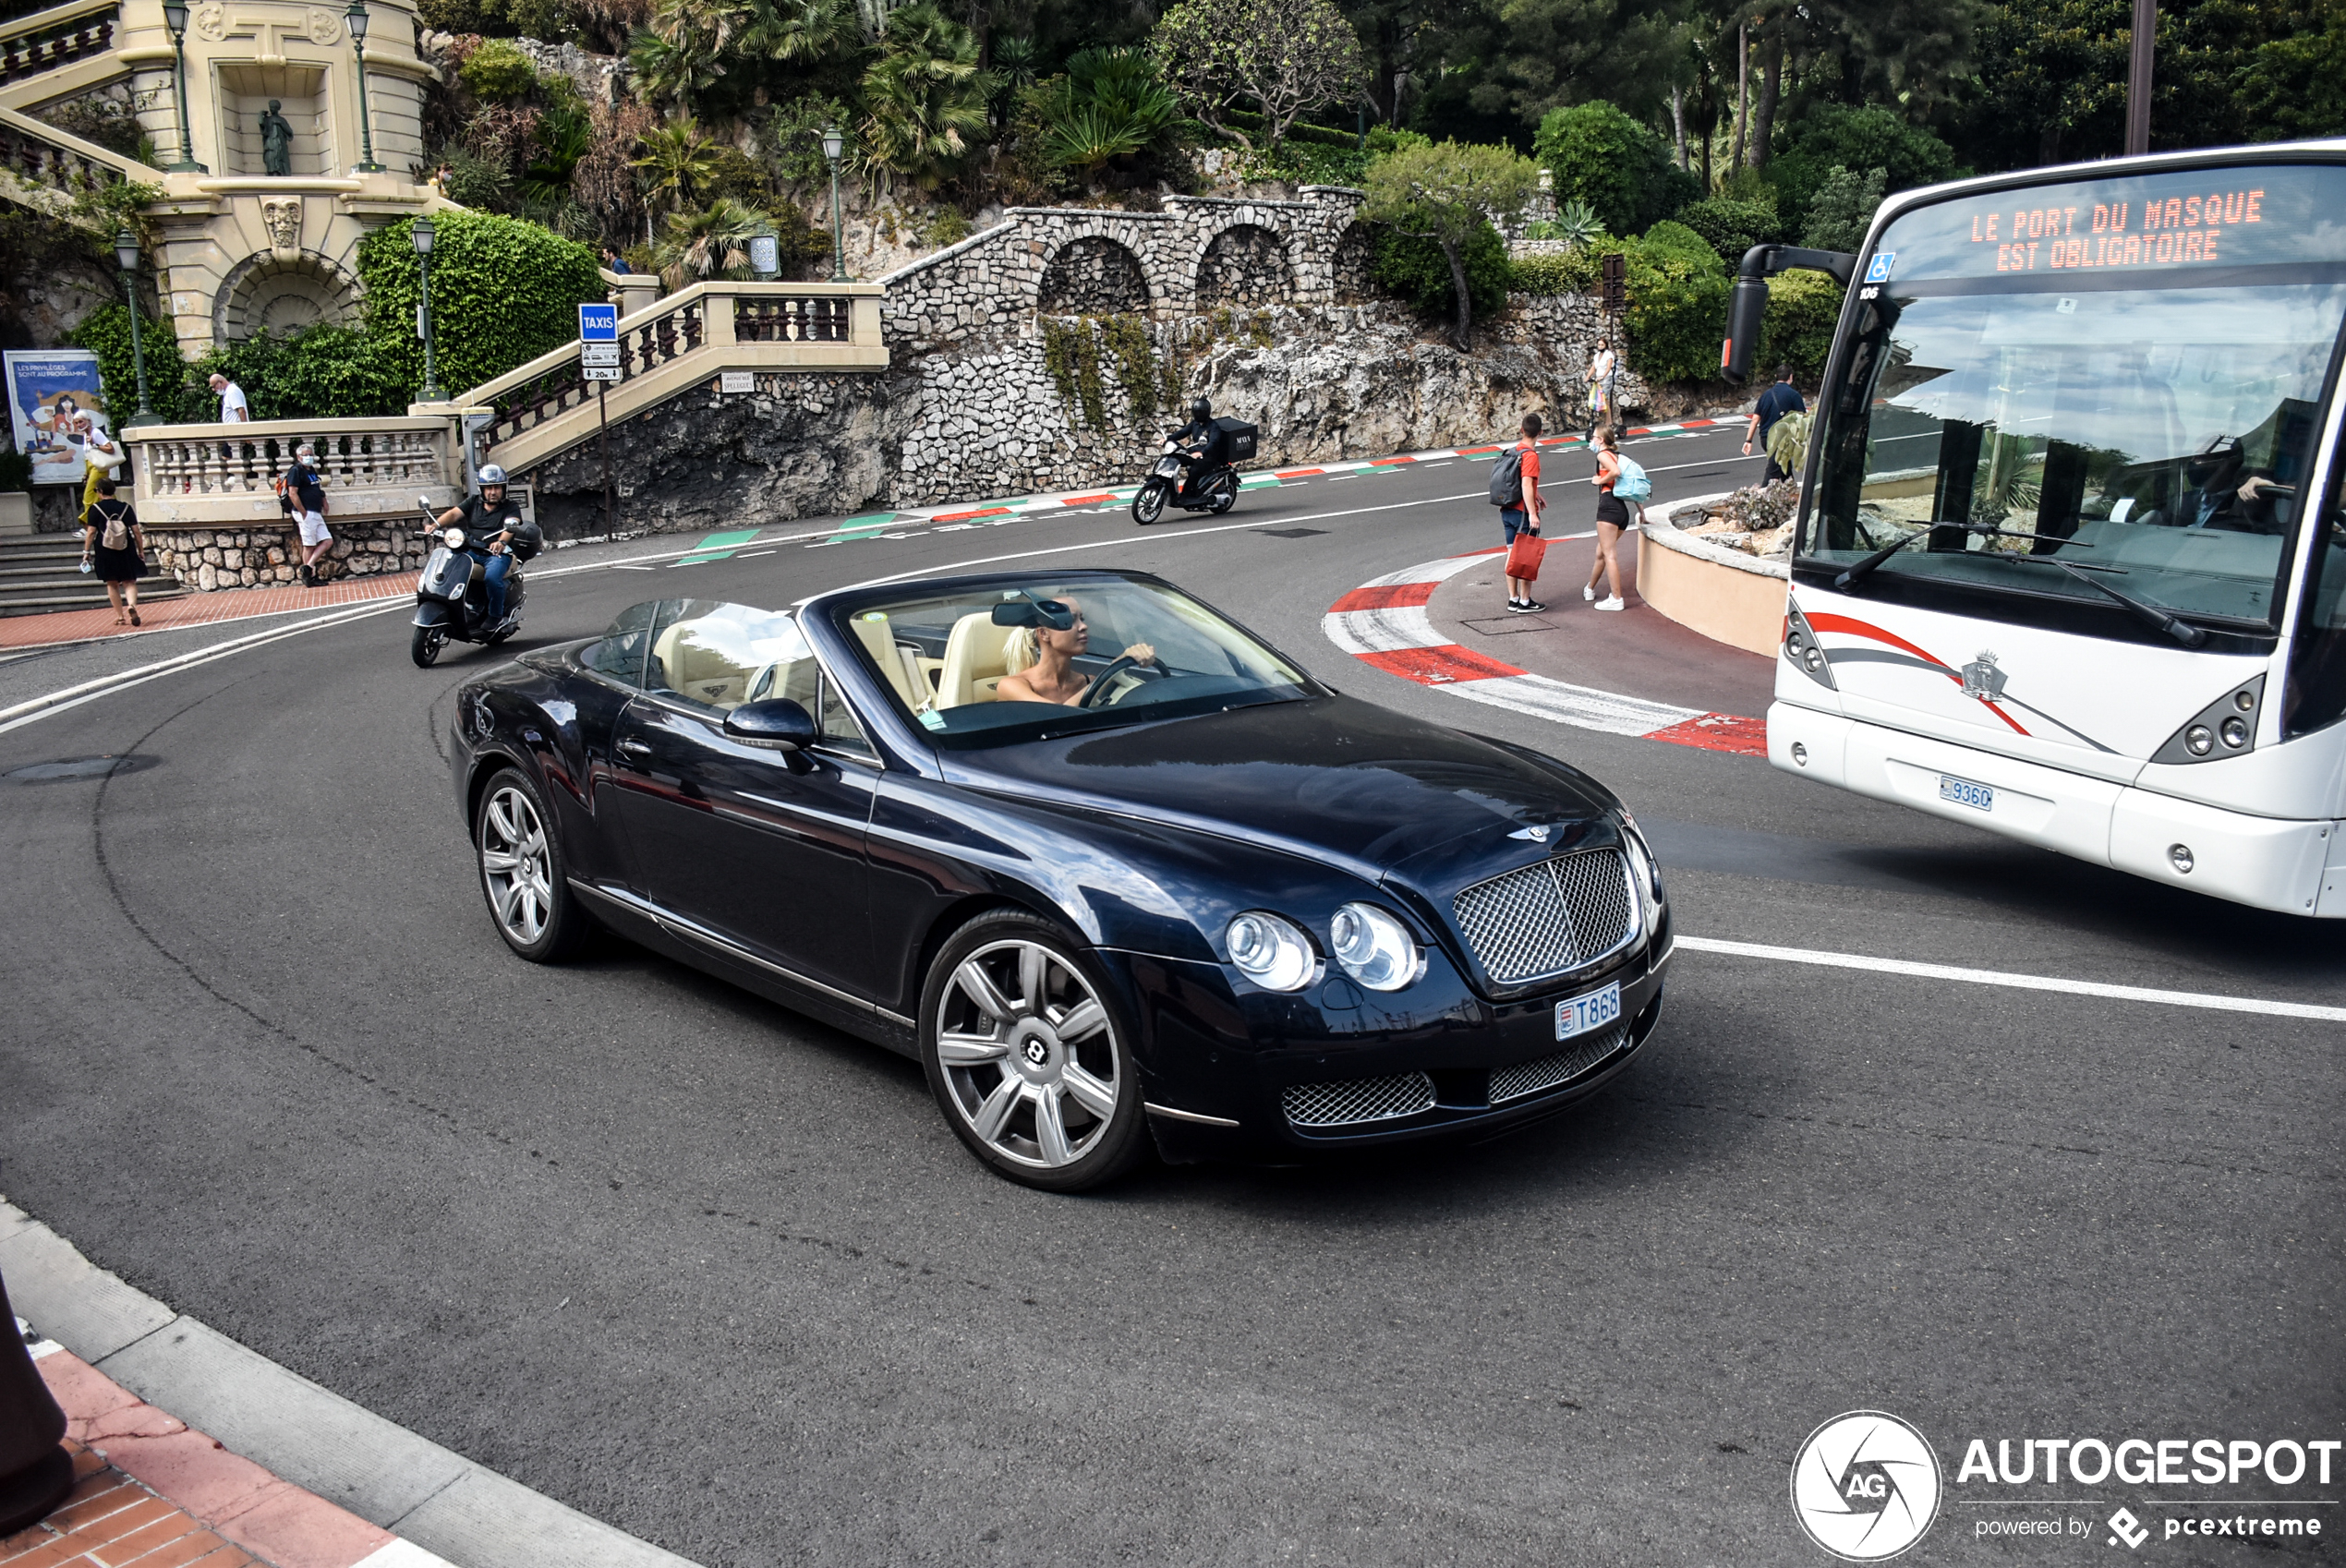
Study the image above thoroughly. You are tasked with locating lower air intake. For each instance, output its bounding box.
[1282,1071,1438,1128]
[1489,1026,1628,1104]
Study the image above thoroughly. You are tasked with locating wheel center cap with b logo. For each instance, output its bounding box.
[1022,1038,1050,1067]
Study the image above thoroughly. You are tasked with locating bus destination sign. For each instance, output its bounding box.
[1872,164,2346,283]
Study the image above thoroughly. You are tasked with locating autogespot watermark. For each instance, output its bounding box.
[1791,1415,2338,1558]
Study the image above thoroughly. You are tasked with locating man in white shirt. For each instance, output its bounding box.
[209,373,249,424]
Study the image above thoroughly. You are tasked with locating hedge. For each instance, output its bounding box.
[357,208,606,400]
[1371,223,1510,323]
[66,303,193,424]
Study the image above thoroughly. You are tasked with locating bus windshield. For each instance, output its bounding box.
[1802,163,2346,634]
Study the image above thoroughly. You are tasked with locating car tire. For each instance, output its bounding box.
[919,910,1149,1192]
[475,766,588,962]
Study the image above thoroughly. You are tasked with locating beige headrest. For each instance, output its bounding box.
[939,610,1012,706]
[849,610,925,710]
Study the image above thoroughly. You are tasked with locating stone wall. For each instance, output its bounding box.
[1195,225,1293,309]
[526,290,1638,535]
[1036,235,1156,316]
[143,518,429,588]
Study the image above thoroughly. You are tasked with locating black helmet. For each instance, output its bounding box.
[1191,397,1212,423]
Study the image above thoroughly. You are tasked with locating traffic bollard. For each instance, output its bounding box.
[0,1266,73,1536]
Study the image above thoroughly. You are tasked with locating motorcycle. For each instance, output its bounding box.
[410,498,527,668]
[1131,437,1239,525]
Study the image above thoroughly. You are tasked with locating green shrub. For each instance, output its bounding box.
[762,95,854,187]
[1620,248,1730,385]
[1534,102,1697,236]
[460,39,538,102]
[358,208,605,399]
[66,303,190,425]
[923,205,971,247]
[1759,269,1844,381]
[1673,197,1783,265]
[700,146,770,205]
[1509,251,1579,296]
[1767,105,1954,231]
[1800,164,1887,254]
[1370,222,1509,322]
[1640,219,1723,273]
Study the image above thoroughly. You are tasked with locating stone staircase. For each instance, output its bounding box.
[0,530,187,617]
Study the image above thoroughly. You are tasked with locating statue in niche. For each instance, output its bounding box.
[258,101,293,176]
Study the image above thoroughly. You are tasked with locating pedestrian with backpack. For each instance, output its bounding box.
[79,476,145,626]
[1583,428,1632,611]
[1491,412,1546,614]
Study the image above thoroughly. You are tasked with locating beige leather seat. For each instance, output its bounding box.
[652,618,752,709]
[938,611,1011,706]
[848,610,930,712]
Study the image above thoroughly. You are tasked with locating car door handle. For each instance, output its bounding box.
[615,739,653,759]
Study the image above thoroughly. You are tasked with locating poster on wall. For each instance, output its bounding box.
[4,348,112,487]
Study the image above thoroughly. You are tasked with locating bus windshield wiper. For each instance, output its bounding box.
[1982,553,2208,647]
[1833,523,2088,591]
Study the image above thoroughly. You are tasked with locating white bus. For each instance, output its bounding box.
[1733,143,2346,915]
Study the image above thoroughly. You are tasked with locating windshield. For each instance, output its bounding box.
[831,575,1320,747]
[1803,163,2346,634]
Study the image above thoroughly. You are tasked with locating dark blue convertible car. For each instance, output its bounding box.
[448,569,1673,1189]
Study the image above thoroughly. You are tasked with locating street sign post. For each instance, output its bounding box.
[582,363,622,381]
[581,343,621,367]
[578,302,617,342]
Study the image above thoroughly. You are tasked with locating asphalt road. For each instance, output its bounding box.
[3,424,2340,1566]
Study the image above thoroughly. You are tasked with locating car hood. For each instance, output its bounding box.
[940,694,1617,883]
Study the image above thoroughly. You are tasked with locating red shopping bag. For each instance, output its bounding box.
[1505,527,1547,581]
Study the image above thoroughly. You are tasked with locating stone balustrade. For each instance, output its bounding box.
[122,416,465,591]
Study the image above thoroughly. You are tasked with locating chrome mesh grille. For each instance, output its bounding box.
[1451,848,1637,982]
[1490,1026,1627,1104]
[1282,1072,1437,1128]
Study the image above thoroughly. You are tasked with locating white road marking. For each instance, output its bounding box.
[1678,935,2346,1022]
[1447,674,1699,734]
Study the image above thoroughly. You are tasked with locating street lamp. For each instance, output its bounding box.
[114,230,162,429]
[411,216,443,402]
[159,0,204,173]
[820,125,846,283]
[345,0,383,173]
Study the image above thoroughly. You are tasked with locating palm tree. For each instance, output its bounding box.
[628,30,728,111]
[631,114,724,215]
[745,0,856,60]
[653,196,773,286]
[859,4,991,192]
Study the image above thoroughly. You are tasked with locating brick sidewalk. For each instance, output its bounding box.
[0,575,418,654]
[5,1328,437,1568]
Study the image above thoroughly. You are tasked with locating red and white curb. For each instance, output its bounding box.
[1324,549,1769,755]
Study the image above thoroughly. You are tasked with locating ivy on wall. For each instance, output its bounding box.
[1097,315,1157,424]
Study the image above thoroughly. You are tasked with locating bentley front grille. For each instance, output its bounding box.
[1450,847,1637,983]
[1282,1071,1438,1128]
[1489,1026,1628,1104]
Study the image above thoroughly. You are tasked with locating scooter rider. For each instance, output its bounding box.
[430,464,533,627]
[1167,397,1227,501]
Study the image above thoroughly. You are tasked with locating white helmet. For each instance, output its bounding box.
[478,464,507,486]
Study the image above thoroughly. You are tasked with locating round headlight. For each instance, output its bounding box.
[2220,716,2250,748]
[2185,724,2215,755]
[444,527,466,549]
[1328,902,1421,991]
[1225,911,1314,992]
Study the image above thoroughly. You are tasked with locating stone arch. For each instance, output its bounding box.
[1036,235,1152,315]
[213,250,362,343]
[1193,223,1294,308]
[1330,222,1376,305]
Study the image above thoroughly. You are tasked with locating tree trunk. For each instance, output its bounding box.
[1670,84,1687,171]
[1443,235,1474,352]
[1750,20,1783,170]
[1730,20,1747,174]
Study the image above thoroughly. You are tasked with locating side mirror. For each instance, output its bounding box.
[723,698,816,753]
[1722,274,1769,385]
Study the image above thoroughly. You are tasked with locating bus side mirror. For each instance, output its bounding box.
[1723,275,1769,385]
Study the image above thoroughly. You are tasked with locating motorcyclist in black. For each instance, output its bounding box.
[1167,397,1227,501]
[429,464,536,627]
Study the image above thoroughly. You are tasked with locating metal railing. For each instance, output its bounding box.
[474,293,708,457]
[734,295,851,344]
[0,0,116,87]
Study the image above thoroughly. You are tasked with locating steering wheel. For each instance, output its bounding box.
[1077,655,1166,708]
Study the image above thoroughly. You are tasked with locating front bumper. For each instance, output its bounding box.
[1768,701,2340,916]
[1121,920,1673,1163]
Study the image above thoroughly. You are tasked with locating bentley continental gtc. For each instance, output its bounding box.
[448,571,1673,1189]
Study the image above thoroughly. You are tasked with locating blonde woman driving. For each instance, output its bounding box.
[996,596,1157,706]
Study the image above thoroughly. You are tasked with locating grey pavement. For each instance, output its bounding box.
[1,424,2338,1566]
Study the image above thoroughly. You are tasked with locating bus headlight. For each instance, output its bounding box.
[2186,725,2215,755]
[2157,677,2264,766]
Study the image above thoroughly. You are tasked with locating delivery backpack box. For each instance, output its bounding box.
[1214,417,1258,463]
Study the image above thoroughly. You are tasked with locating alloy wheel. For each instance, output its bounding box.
[935,938,1121,1168]
[479,785,553,946]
